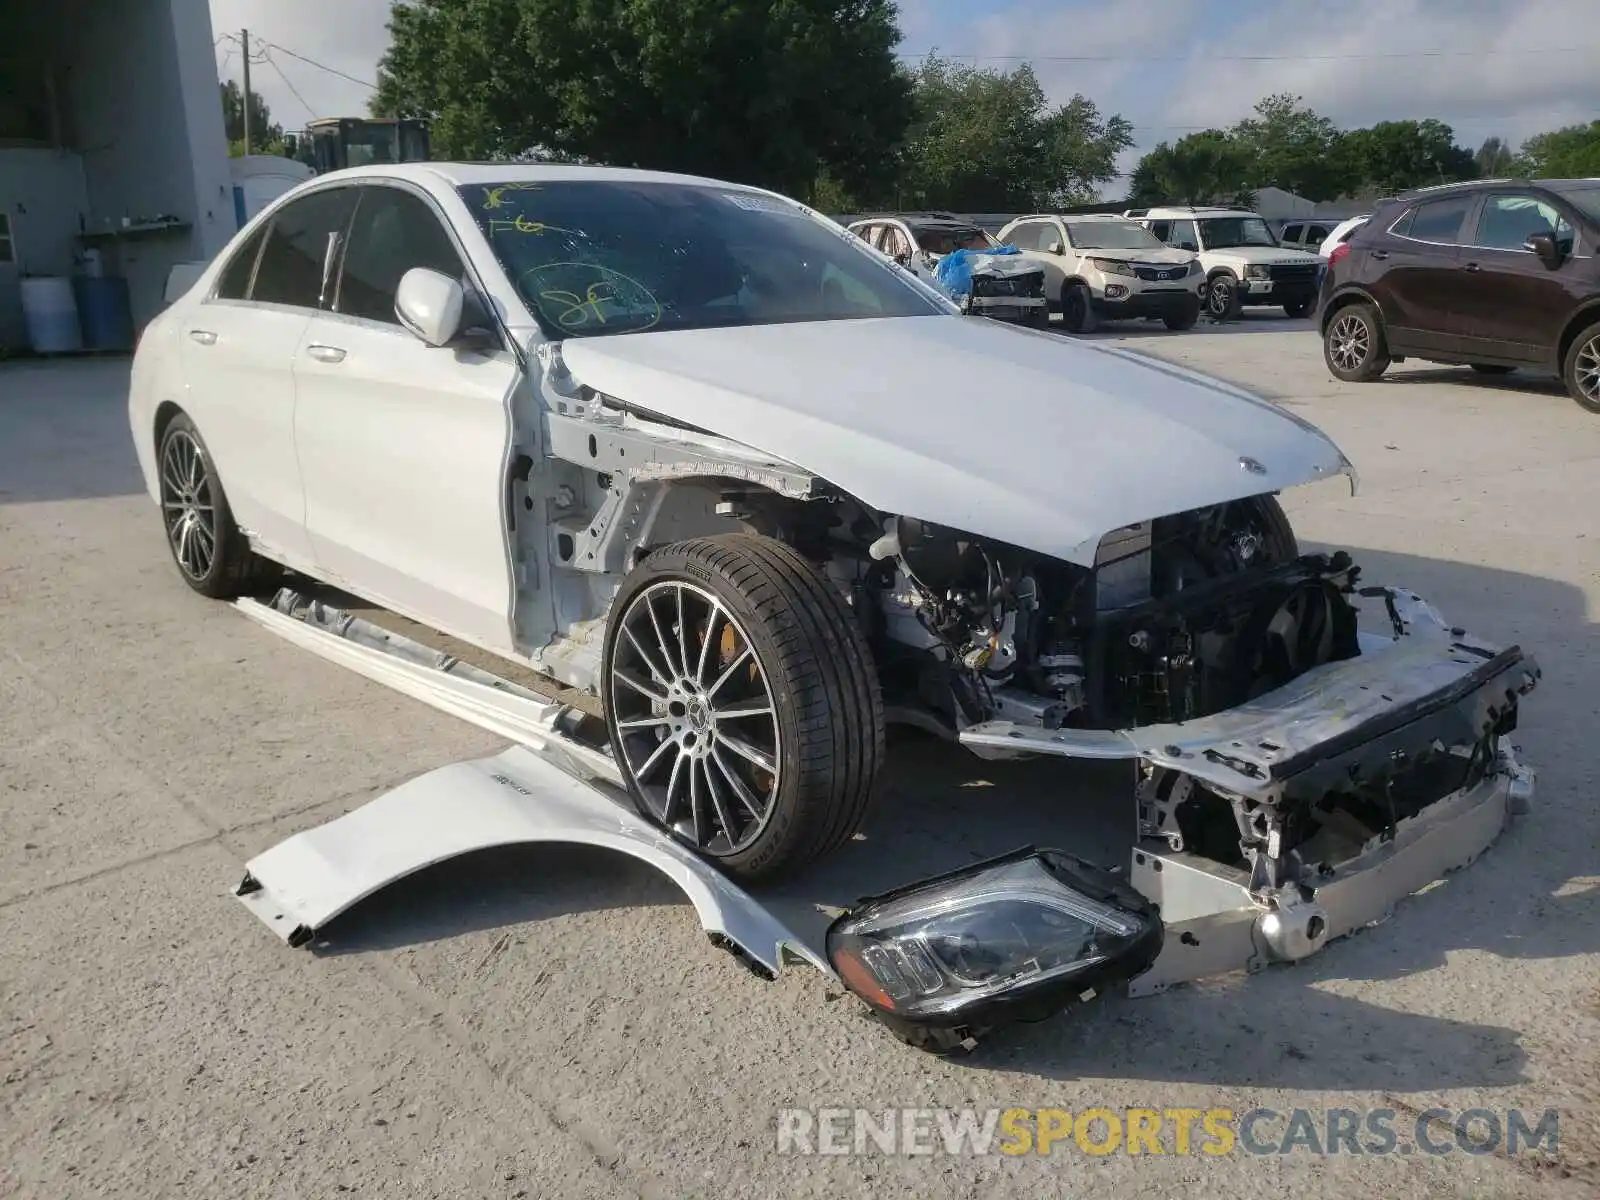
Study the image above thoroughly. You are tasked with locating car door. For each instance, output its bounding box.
[1367,193,1476,355]
[291,181,523,653]
[177,185,358,567]
[1003,221,1064,294]
[1455,192,1582,362]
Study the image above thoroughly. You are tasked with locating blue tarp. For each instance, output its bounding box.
[932,244,1023,299]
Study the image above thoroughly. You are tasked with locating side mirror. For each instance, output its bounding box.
[1523,232,1562,268]
[395,267,464,347]
[1045,239,1063,255]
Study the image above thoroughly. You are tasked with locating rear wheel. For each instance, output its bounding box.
[602,534,883,883]
[1323,302,1391,382]
[1283,297,1313,318]
[1563,320,1600,414]
[1061,283,1098,334]
[156,413,280,598]
[1469,363,1515,376]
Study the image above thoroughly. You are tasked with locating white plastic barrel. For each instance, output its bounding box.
[21,276,83,354]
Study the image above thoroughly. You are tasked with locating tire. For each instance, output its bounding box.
[156,412,281,598]
[1163,304,1200,331]
[1206,274,1242,321]
[601,533,884,883]
[1469,363,1515,376]
[1563,320,1600,414]
[1028,305,1051,330]
[1322,301,1391,382]
[1060,283,1098,334]
[1283,297,1313,318]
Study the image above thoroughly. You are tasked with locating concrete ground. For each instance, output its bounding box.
[2,318,1597,1198]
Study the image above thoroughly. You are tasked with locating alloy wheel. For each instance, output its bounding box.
[607,581,780,855]
[159,429,217,582]
[1329,313,1370,372]
[1576,335,1600,406]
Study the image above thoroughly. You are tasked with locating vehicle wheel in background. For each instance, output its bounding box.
[602,533,884,883]
[1163,304,1200,331]
[1469,363,1515,376]
[157,412,281,598]
[1061,283,1098,334]
[1323,302,1391,382]
[1562,320,1600,414]
[1283,297,1313,318]
[1028,305,1051,330]
[1206,274,1243,321]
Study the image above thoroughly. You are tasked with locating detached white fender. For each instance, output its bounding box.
[235,744,828,978]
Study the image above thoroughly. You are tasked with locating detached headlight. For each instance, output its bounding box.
[1089,257,1136,277]
[1244,265,1271,280]
[825,849,1163,1040]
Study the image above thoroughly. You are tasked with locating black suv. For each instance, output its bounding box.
[1316,178,1600,412]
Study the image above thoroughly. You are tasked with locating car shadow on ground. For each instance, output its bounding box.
[1379,364,1568,399]
[0,357,146,505]
[300,543,1598,1091]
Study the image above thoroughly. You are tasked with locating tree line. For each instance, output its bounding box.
[225,0,1600,211]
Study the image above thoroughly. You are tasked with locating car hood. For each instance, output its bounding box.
[1078,246,1195,266]
[558,316,1353,566]
[1209,245,1323,265]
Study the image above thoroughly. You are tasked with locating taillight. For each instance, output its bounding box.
[1328,243,1351,268]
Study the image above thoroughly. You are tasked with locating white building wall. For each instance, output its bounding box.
[0,148,91,348]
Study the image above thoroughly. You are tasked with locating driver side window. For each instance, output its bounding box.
[1474,195,1576,256]
[335,186,466,325]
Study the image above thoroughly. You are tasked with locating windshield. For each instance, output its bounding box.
[914,226,996,255]
[1548,184,1600,225]
[1197,216,1279,249]
[1064,221,1168,251]
[461,181,945,337]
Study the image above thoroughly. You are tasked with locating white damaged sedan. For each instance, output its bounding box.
[132,164,1539,1032]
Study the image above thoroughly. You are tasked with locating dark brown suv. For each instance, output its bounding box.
[1316,178,1600,412]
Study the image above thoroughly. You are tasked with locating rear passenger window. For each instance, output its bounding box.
[336,187,466,325]
[214,226,266,300]
[252,188,358,309]
[1402,197,1473,244]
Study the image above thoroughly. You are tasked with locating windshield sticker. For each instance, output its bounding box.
[722,192,801,216]
[486,215,579,238]
[525,262,661,333]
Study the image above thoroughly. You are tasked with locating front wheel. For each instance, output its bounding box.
[1163,304,1200,331]
[1206,274,1243,321]
[1563,320,1600,414]
[1061,283,1098,334]
[602,534,884,883]
[1323,302,1391,382]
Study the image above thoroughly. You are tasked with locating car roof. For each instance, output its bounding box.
[1138,206,1258,219]
[312,161,775,193]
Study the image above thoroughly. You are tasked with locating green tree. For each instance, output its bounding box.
[1230,94,1346,200]
[894,56,1130,210]
[1126,129,1250,206]
[220,79,286,157]
[372,0,912,201]
[1513,121,1600,178]
[1475,135,1517,177]
[1343,119,1476,194]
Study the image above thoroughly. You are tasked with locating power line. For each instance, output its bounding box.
[897,44,1600,64]
[258,41,378,90]
[263,51,319,119]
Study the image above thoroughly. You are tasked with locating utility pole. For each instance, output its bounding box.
[241,28,252,155]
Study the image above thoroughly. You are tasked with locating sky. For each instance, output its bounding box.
[208,0,1600,198]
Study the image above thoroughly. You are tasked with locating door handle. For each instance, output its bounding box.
[188,329,217,345]
[305,343,347,364]
[1370,250,1389,261]
[1464,262,1481,272]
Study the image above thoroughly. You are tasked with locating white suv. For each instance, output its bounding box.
[1125,206,1324,320]
[996,213,1203,333]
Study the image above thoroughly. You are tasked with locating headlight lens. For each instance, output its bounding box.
[1244,265,1271,280]
[826,850,1163,1026]
[1089,257,1136,277]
